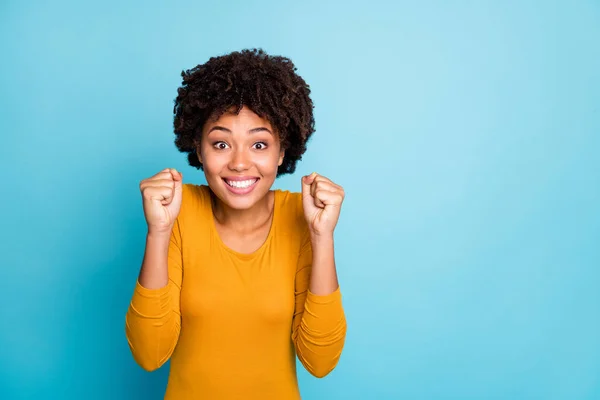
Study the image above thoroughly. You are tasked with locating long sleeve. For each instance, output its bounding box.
[125,217,183,371]
[291,229,347,378]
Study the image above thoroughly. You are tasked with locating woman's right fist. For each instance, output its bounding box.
[139,168,183,234]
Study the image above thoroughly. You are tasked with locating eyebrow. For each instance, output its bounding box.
[207,126,273,135]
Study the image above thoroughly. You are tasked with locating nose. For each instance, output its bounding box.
[228,148,251,171]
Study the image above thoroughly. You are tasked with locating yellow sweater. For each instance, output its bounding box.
[125,184,347,399]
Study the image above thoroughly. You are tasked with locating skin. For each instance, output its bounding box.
[196,106,285,236]
[138,106,344,295]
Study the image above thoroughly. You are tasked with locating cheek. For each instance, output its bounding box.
[201,150,225,168]
[201,157,226,180]
[257,152,282,171]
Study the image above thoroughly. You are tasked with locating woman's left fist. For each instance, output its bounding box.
[301,172,345,236]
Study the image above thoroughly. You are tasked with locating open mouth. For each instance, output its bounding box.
[222,178,260,194]
[223,178,259,189]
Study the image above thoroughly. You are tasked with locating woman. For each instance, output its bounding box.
[125,48,347,399]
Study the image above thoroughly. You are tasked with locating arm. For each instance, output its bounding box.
[292,229,347,378]
[124,218,183,371]
[308,234,338,295]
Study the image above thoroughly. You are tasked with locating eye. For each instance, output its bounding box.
[213,141,229,150]
[253,142,268,150]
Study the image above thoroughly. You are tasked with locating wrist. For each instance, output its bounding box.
[310,231,334,246]
[147,228,172,240]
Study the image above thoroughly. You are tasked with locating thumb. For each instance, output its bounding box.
[171,168,184,193]
[172,168,183,181]
[302,172,316,197]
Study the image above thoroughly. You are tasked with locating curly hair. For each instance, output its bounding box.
[172,48,315,177]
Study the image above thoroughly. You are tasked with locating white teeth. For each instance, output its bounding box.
[227,179,257,189]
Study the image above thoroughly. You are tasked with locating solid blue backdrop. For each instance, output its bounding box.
[1,0,599,399]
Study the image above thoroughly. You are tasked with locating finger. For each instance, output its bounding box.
[151,178,176,186]
[314,189,344,207]
[312,187,325,208]
[152,168,172,178]
[311,180,342,197]
[169,168,183,181]
[310,180,341,200]
[308,173,321,198]
[140,179,175,191]
[144,186,174,203]
[142,173,173,188]
[312,174,343,191]
[149,168,181,182]
[141,181,177,201]
[170,169,183,205]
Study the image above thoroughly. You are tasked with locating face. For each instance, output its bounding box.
[197,106,285,210]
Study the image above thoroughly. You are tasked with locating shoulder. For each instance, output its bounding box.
[179,183,211,217]
[275,189,309,238]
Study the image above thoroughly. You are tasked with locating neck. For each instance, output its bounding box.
[210,190,274,234]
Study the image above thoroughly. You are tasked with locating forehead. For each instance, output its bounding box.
[206,106,273,130]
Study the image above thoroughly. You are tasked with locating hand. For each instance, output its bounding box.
[140,168,183,235]
[301,172,345,237]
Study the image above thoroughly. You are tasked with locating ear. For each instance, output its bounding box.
[196,147,202,164]
[278,149,285,166]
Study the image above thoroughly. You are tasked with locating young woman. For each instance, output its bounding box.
[125,48,347,399]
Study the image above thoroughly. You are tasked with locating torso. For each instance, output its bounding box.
[165,184,306,399]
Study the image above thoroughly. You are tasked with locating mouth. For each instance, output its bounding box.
[222,177,260,195]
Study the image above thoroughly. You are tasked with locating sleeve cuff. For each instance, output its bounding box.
[134,279,170,297]
[129,280,171,318]
[307,285,342,304]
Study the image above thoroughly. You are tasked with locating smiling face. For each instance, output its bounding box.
[196,106,285,211]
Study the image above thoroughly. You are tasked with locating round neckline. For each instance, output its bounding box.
[206,186,278,260]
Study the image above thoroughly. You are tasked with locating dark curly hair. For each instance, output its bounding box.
[172,48,315,177]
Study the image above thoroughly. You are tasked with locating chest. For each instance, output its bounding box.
[179,243,298,328]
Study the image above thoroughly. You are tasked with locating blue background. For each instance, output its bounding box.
[1,0,599,399]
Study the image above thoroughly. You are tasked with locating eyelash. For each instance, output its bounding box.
[212,141,268,150]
